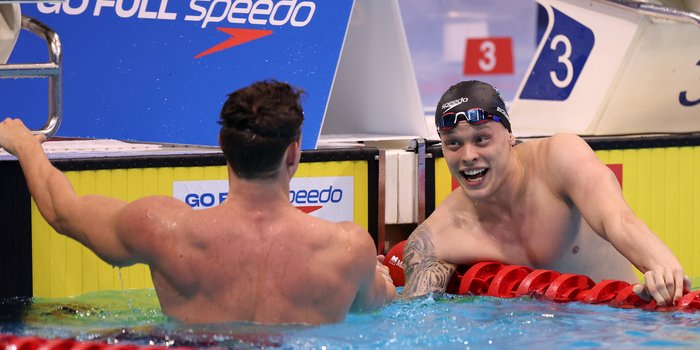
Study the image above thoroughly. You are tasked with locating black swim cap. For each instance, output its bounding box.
[435,80,511,132]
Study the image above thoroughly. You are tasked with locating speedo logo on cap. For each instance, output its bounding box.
[441,97,469,111]
[496,106,509,118]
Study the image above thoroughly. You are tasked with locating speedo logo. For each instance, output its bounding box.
[441,97,469,111]
[289,186,343,204]
[188,0,316,28]
[496,106,509,118]
[289,185,343,213]
[37,0,317,58]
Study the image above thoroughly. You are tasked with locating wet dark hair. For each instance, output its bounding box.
[218,80,304,180]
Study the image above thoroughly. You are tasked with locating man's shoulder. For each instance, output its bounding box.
[518,133,592,170]
[295,208,363,230]
[334,220,371,240]
[114,196,194,260]
[128,195,192,213]
[539,133,590,153]
[121,195,192,226]
[293,214,370,244]
[334,219,364,229]
[430,190,475,223]
[518,133,584,153]
[541,133,598,167]
[328,220,374,249]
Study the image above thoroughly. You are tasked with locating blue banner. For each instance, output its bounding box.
[4,0,354,149]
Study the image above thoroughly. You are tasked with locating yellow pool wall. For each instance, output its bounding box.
[31,160,369,298]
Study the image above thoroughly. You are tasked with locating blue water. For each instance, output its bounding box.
[2,289,700,349]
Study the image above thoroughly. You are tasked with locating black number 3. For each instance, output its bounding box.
[679,59,700,107]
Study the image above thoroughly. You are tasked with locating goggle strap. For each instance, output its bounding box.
[438,109,500,129]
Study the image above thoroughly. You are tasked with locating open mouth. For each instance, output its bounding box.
[462,168,488,183]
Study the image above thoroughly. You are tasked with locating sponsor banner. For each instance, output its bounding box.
[290,176,353,221]
[6,0,354,150]
[173,179,229,208]
[173,175,354,221]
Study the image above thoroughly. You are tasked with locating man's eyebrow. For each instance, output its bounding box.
[472,122,494,130]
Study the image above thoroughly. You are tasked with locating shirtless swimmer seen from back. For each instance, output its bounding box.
[0,80,397,324]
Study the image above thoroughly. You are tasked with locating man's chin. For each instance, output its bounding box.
[459,182,489,199]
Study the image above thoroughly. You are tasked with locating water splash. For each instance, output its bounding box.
[117,267,133,310]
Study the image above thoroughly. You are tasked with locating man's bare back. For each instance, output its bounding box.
[122,194,376,324]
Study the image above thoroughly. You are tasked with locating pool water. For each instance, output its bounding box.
[1,289,700,349]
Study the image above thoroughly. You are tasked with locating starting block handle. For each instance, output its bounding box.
[599,0,700,27]
[0,16,62,139]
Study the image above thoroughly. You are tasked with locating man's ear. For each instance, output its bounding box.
[509,133,516,146]
[287,138,302,166]
[286,141,298,166]
[284,139,301,179]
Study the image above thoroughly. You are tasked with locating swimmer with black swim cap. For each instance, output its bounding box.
[403,80,690,307]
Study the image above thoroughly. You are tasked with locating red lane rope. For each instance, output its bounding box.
[0,335,195,350]
[384,240,700,311]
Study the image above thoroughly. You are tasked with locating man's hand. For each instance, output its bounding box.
[0,118,46,156]
[632,267,692,306]
[376,255,394,287]
[376,255,398,301]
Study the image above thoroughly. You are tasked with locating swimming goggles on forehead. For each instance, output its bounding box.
[438,108,502,131]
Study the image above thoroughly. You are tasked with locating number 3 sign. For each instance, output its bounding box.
[520,7,595,101]
[463,37,514,75]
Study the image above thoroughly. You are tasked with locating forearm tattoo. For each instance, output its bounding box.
[402,225,455,298]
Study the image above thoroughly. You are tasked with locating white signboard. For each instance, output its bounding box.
[173,176,354,222]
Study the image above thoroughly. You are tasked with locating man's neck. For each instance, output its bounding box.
[226,175,291,208]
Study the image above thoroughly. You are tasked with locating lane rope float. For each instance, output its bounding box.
[384,240,700,311]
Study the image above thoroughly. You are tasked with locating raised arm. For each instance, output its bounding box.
[348,223,397,312]
[0,118,164,266]
[547,133,690,305]
[402,225,456,298]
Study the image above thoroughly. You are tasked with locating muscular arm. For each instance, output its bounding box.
[402,225,456,298]
[548,133,689,305]
[0,118,159,266]
[349,224,397,312]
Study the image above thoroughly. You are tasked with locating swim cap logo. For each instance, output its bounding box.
[441,97,469,111]
[496,106,509,119]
